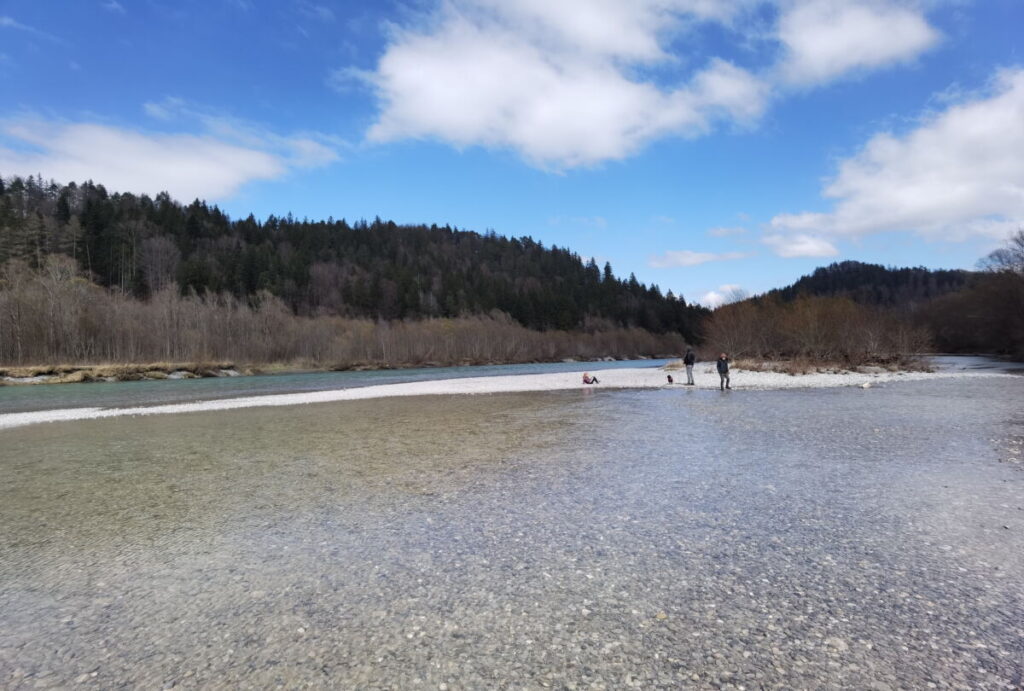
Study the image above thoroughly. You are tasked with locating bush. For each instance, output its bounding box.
[702,295,929,367]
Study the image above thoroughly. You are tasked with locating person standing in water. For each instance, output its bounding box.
[717,353,731,390]
[683,347,696,385]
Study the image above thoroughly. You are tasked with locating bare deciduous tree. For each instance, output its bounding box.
[0,256,688,368]
[140,235,181,293]
[979,229,1024,275]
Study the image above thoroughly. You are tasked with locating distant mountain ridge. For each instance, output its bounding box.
[765,260,974,307]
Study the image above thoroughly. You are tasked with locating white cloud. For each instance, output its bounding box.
[776,0,940,86]
[143,96,342,168]
[707,226,747,237]
[101,1,126,14]
[699,284,746,308]
[349,0,952,167]
[359,1,770,169]
[0,106,341,201]
[762,233,839,257]
[0,122,283,200]
[649,249,750,268]
[770,67,1024,241]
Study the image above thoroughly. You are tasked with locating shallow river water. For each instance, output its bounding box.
[1,369,1022,688]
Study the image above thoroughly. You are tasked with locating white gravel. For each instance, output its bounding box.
[0,366,1012,431]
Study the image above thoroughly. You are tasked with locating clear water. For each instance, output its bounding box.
[0,358,670,415]
[1,359,1022,688]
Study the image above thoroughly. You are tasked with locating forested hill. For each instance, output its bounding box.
[0,175,706,340]
[767,260,972,306]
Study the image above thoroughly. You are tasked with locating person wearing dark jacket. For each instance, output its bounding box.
[717,353,731,390]
[683,348,696,385]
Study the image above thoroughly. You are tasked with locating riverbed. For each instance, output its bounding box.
[1,361,1022,688]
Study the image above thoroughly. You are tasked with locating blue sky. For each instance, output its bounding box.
[1,0,1022,305]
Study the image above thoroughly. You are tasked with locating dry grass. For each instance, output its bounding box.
[727,356,932,376]
[0,361,239,384]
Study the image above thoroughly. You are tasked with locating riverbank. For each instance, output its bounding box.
[3,372,1022,688]
[0,363,1012,431]
[0,356,654,386]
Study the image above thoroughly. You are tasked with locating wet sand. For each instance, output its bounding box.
[1,377,1022,688]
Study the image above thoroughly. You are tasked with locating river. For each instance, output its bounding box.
[0,357,1021,688]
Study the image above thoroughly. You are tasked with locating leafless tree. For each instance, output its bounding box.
[979,229,1024,275]
[140,235,181,293]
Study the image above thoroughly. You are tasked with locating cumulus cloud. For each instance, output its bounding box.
[359,1,770,169]
[699,284,747,308]
[0,105,341,200]
[776,0,940,86]
[770,68,1024,241]
[649,249,750,268]
[762,233,839,258]
[349,0,950,167]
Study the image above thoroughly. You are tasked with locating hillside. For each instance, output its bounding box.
[767,260,972,307]
[0,175,706,341]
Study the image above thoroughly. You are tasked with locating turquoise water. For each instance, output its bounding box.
[1,374,1021,687]
[0,358,670,414]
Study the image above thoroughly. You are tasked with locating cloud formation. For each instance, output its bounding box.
[143,97,341,168]
[762,233,839,258]
[360,1,769,169]
[354,0,941,168]
[707,226,747,237]
[649,249,750,268]
[0,122,283,200]
[770,67,1024,241]
[0,104,341,200]
[699,284,746,308]
[776,0,939,85]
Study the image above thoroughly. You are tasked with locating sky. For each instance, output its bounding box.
[1,0,1022,306]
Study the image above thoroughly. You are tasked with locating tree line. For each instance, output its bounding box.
[0,174,707,340]
[0,255,685,368]
[767,260,972,307]
[704,234,1024,362]
[3,173,1021,370]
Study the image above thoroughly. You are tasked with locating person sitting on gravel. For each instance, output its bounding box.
[582,372,600,385]
[717,353,731,391]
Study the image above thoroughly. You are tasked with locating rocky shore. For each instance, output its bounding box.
[0,363,248,385]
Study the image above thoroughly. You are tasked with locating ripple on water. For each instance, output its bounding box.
[1,377,1022,688]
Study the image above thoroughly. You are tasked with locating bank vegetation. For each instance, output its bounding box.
[0,255,685,375]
